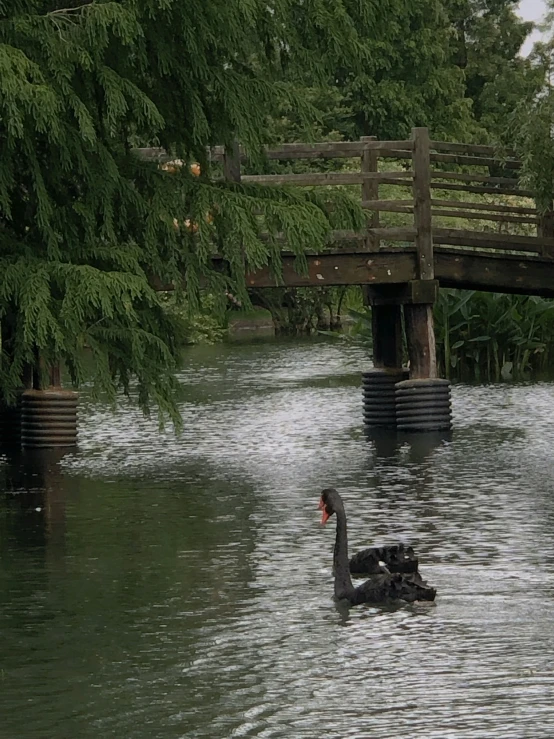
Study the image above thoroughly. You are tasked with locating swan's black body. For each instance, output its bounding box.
[319,488,436,605]
[349,543,418,576]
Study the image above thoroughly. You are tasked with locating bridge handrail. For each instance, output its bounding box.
[135,129,554,267]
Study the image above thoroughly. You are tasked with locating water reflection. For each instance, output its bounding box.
[2,339,554,738]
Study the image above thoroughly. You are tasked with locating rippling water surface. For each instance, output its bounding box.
[2,338,554,738]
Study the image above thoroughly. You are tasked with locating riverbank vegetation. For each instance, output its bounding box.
[346,289,554,383]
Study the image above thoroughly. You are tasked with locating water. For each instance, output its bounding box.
[2,337,554,738]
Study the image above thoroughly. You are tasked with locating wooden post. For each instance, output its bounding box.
[372,304,403,369]
[361,136,380,251]
[412,127,434,280]
[405,128,437,380]
[404,304,437,379]
[49,363,61,388]
[539,209,554,256]
[22,363,33,389]
[223,140,241,183]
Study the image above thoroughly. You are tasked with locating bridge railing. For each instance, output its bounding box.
[137,129,554,268]
[210,129,554,265]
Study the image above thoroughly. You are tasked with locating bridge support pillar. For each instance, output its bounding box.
[361,287,408,428]
[361,282,452,432]
[399,294,452,433]
[19,361,79,450]
[372,303,403,370]
[403,303,436,379]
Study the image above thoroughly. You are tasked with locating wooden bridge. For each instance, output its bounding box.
[14,129,554,449]
[200,128,554,299]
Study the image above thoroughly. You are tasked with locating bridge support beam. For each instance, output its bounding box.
[371,303,403,369]
[403,303,436,379]
[397,302,452,432]
[362,279,451,433]
[362,285,407,429]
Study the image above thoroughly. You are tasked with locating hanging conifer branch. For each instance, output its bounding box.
[48,2,94,15]
[0,0,372,426]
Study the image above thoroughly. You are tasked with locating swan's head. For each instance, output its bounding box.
[318,488,343,525]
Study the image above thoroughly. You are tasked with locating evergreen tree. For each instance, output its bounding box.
[268,0,539,145]
[446,0,542,141]
[342,0,472,140]
[269,0,473,142]
[509,7,554,212]
[0,0,367,424]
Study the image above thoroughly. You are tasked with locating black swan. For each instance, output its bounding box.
[318,488,436,605]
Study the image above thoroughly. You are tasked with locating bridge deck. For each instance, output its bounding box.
[243,246,554,298]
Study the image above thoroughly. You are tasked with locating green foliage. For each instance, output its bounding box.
[446,0,540,141]
[250,285,359,334]
[342,0,472,140]
[266,0,538,147]
[435,289,554,381]
[159,292,226,345]
[346,290,554,382]
[269,0,473,143]
[507,29,554,213]
[1,0,549,426]
[0,0,370,424]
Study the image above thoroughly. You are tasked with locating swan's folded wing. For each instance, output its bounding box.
[349,544,419,576]
[354,572,436,604]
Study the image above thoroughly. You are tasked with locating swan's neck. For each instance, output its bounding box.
[333,507,356,601]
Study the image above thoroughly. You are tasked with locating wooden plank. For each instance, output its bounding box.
[260,140,413,158]
[329,227,415,241]
[364,201,538,224]
[259,141,364,158]
[241,171,412,186]
[412,127,434,280]
[361,136,380,251]
[241,172,364,186]
[243,250,418,288]
[368,227,415,240]
[135,142,521,168]
[434,248,554,297]
[431,208,538,225]
[214,140,414,161]
[365,140,414,150]
[432,227,550,253]
[431,171,519,186]
[365,280,438,305]
[362,200,414,214]
[430,140,518,158]
[156,247,554,296]
[431,198,537,215]
[431,181,533,197]
[223,141,241,183]
[538,210,554,237]
[538,210,554,256]
[404,304,437,378]
[256,176,530,194]
[429,152,521,169]
[375,148,413,160]
[258,227,415,243]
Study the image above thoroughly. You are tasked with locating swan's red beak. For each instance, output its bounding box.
[319,497,331,525]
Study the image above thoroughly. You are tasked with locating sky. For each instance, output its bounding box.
[518,0,548,54]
